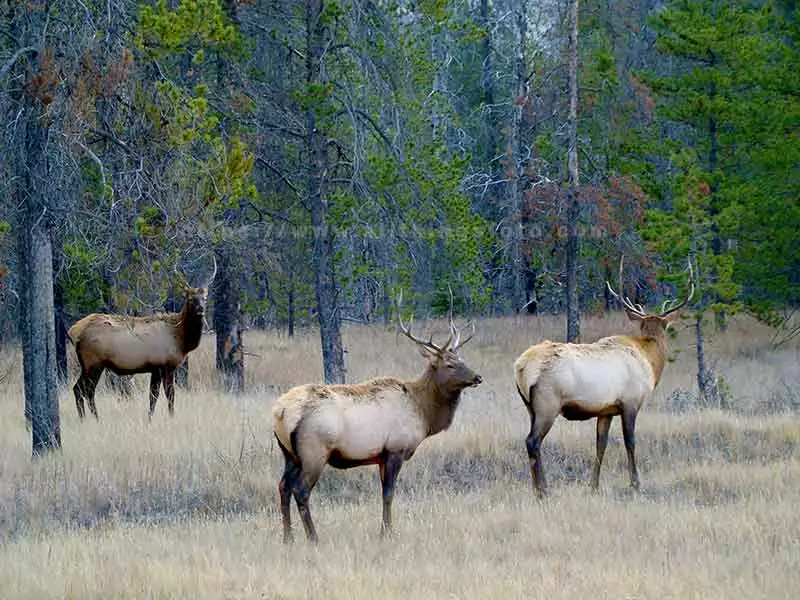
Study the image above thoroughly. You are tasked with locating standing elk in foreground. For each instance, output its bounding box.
[272,308,482,543]
[514,258,694,496]
[68,264,215,420]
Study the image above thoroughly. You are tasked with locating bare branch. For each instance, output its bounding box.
[0,46,37,82]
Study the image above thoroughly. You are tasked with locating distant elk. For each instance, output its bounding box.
[272,304,482,543]
[68,262,215,420]
[514,258,694,496]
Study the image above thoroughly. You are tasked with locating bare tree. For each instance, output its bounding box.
[306,0,345,383]
[565,0,581,342]
[8,11,61,454]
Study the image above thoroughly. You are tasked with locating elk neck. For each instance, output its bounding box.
[407,364,463,436]
[633,329,669,387]
[177,304,204,353]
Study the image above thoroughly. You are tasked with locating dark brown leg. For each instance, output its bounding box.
[621,407,640,490]
[84,368,103,420]
[292,470,323,543]
[526,411,555,498]
[73,375,86,420]
[163,367,175,416]
[379,452,405,538]
[590,415,613,491]
[149,369,162,419]
[278,442,300,544]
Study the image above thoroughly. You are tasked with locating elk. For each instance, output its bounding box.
[68,263,215,420]
[514,257,694,496]
[272,308,482,543]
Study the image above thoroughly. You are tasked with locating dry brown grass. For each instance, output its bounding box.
[0,313,798,599]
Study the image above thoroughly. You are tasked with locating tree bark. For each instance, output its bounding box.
[507,0,528,313]
[565,0,581,343]
[21,210,61,454]
[213,245,244,393]
[307,0,345,383]
[695,314,718,406]
[481,0,496,170]
[11,7,61,453]
[287,284,295,337]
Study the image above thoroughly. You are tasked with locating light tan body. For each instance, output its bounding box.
[275,378,426,464]
[68,286,207,420]
[68,313,188,375]
[515,335,663,422]
[516,256,694,496]
[274,316,481,544]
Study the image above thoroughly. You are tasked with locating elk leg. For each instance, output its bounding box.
[277,439,301,544]
[163,367,175,416]
[84,368,103,420]
[149,369,162,419]
[526,412,555,498]
[590,415,613,491]
[621,407,640,490]
[379,452,405,538]
[73,374,87,420]
[291,446,327,544]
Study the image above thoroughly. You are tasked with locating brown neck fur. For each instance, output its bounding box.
[407,365,464,436]
[634,321,669,386]
[177,301,203,354]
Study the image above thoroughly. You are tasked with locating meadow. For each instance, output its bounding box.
[0,313,798,599]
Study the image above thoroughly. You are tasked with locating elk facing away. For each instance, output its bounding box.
[514,258,694,496]
[272,311,482,543]
[68,266,215,420]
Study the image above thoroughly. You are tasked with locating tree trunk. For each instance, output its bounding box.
[287,284,295,337]
[481,0,496,170]
[11,12,61,453]
[307,0,345,383]
[53,268,68,385]
[694,314,718,406]
[21,211,61,454]
[213,246,244,393]
[507,0,528,313]
[565,0,581,343]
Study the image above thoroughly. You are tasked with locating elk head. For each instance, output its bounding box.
[180,255,217,321]
[397,292,482,392]
[606,256,695,337]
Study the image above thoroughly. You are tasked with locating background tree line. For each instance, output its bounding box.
[1,0,797,452]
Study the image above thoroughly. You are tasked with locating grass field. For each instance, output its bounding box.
[0,313,798,599]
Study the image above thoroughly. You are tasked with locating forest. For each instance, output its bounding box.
[1,0,798,452]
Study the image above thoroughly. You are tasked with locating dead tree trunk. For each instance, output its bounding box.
[565,0,581,343]
[15,78,60,452]
[507,0,529,313]
[213,246,244,393]
[53,266,68,385]
[307,0,345,383]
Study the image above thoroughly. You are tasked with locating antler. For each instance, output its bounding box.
[446,286,475,352]
[658,258,695,318]
[451,320,475,352]
[397,291,447,355]
[605,255,647,318]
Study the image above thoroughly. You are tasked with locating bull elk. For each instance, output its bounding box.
[68,262,215,420]
[272,305,482,543]
[514,257,694,496]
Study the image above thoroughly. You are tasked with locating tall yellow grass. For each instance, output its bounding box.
[0,313,798,599]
